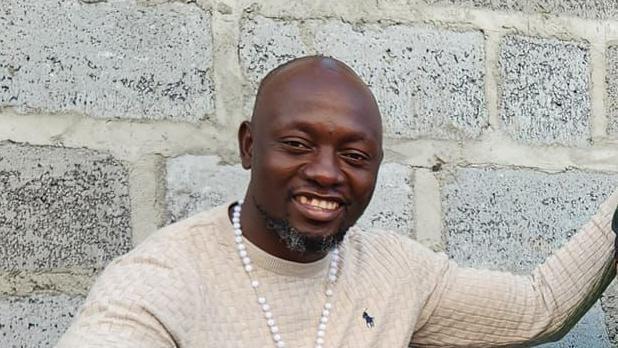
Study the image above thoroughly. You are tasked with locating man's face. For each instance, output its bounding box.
[242,64,383,250]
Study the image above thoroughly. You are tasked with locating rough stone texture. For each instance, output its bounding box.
[601,280,618,346]
[607,46,618,136]
[0,0,214,121]
[442,167,618,347]
[0,294,83,347]
[424,0,618,20]
[165,155,414,235]
[356,162,415,237]
[239,16,309,92]
[239,16,487,140]
[499,35,590,145]
[0,143,131,271]
[165,155,249,224]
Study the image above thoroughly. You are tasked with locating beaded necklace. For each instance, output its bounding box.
[231,200,340,348]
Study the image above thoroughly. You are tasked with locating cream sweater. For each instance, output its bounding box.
[57,191,618,348]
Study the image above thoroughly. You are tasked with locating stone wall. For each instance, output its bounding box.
[2,0,618,346]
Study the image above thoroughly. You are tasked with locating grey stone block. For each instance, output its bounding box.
[499,35,590,145]
[356,163,415,237]
[442,167,618,346]
[0,143,131,271]
[607,46,618,136]
[165,155,249,223]
[239,16,487,140]
[239,16,309,92]
[425,0,618,19]
[0,294,83,347]
[0,0,214,121]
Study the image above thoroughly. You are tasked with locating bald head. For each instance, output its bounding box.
[251,56,382,138]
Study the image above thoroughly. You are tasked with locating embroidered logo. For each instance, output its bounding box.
[362,309,375,328]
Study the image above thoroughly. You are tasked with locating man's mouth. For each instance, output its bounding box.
[292,194,344,222]
[296,195,341,211]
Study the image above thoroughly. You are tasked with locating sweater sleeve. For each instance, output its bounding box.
[411,188,618,347]
[55,250,198,348]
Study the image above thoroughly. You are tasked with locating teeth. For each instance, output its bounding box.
[297,195,339,211]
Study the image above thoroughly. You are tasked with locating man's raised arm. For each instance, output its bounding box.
[412,189,618,347]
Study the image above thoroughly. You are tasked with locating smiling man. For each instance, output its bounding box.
[58,56,618,348]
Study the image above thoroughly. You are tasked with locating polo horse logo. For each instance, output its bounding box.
[362,309,374,328]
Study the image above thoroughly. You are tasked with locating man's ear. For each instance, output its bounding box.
[238,121,253,169]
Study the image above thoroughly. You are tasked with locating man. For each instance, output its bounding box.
[57,56,618,347]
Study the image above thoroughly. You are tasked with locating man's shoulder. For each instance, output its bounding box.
[109,203,232,272]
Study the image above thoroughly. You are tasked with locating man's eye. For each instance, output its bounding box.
[343,152,368,162]
[283,140,309,149]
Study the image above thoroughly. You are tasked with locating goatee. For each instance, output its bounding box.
[255,201,347,254]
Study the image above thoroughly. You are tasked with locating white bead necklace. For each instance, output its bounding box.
[231,200,340,348]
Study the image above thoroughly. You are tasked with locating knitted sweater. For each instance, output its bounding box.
[57,190,618,348]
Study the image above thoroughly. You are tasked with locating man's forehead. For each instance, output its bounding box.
[251,56,383,141]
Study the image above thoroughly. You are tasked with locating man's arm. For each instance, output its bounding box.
[56,254,194,348]
[412,189,618,347]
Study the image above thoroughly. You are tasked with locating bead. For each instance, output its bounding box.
[320,316,328,324]
[238,199,244,204]
[239,250,247,258]
[315,345,323,348]
[316,337,325,345]
[262,304,270,312]
[322,309,330,317]
[319,323,326,330]
[235,236,243,243]
[329,268,337,275]
[237,244,246,251]
[276,341,285,348]
[273,334,281,341]
[264,311,273,319]
[233,222,241,229]
[244,264,253,272]
[317,330,325,337]
[333,248,339,255]
[251,280,259,288]
[258,297,266,304]
[270,326,279,334]
[324,303,332,309]
[267,319,275,326]
[242,257,251,265]
[234,229,242,236]
[325,289,333,296]
[328,275,337,282]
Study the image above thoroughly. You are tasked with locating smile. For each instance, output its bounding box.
[296,195,340,211]
[292,194,344,222]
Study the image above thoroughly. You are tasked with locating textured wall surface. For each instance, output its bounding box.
[500,35,590,145]
[0,143,131,271]
[0,295,83,347]
[2,0,618,346]
[0,0,215,121]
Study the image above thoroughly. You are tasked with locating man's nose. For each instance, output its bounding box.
[301,150,345,187]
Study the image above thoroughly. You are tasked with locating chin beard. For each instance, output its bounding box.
[255,202,347,254]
